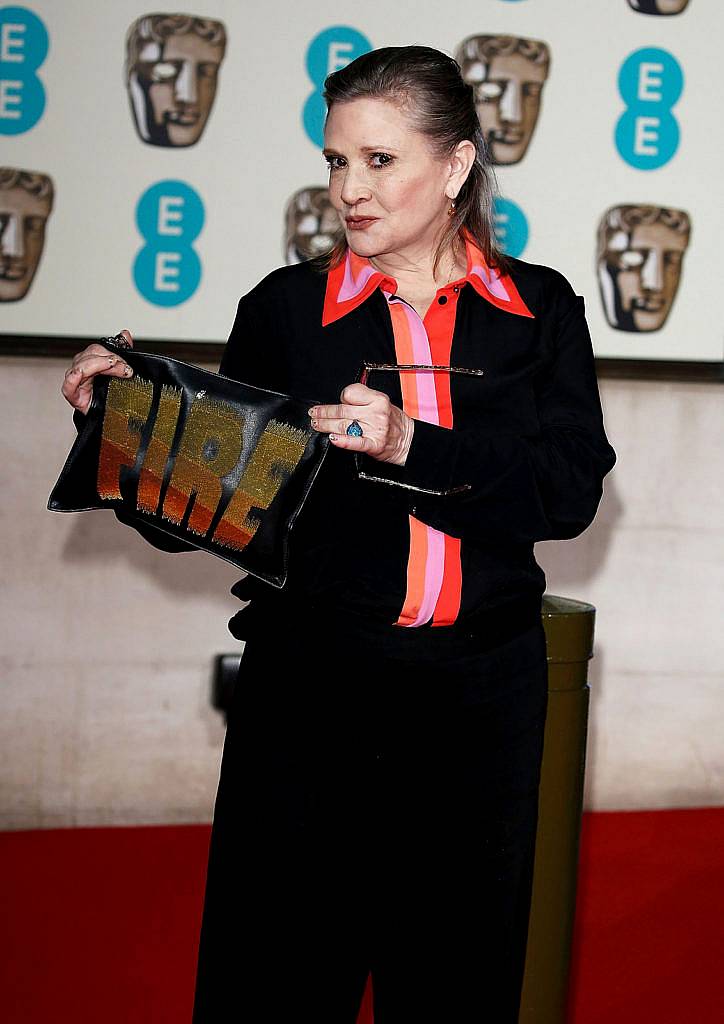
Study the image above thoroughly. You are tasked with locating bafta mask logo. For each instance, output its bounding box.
[456,35,550,165]
[0,167,53,302]
[125,14,227,147]
[597,204,691,332]
[284,187,342,264]
[626,1,690,14]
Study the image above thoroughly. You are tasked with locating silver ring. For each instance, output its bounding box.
[101,333,131,349]
[346,419,364,437]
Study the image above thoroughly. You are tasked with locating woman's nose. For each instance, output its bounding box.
[339,166,371,207]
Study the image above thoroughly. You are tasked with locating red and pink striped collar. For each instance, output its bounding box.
[322,233,534,326]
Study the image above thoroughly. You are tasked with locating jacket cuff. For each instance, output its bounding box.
[355,419,459,494]
[400,418,457,493]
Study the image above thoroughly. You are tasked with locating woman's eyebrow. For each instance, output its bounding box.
[322,144,399,157]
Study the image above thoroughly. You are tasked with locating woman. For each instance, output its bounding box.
[62,46,616,1024]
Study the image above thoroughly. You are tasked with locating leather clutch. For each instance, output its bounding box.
[47,340,330,588]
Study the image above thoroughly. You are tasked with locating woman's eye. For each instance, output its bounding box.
[324,153,393,170]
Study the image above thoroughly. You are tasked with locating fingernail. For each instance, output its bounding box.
[311,418,318,428]
[329,434,337,441]
[124,364,133,376]
[308,407,317,416]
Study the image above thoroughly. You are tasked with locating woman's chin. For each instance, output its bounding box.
[345,233,381,258]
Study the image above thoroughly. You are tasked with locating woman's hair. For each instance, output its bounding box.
[312,44,510,276]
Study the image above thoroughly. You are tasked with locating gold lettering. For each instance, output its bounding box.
[97,376,154,500]
[137,384,182,515]
[213,419,309,552]
[162,395,244,535]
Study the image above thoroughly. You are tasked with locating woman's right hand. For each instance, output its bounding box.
[61,329,134,415]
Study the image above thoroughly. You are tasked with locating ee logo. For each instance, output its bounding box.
[302,26,372,147]
[0,5,48,134]
[493,198,528,258]
[615,47,683,169]
[133,181,204,307]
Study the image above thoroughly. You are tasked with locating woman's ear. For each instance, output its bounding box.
[448,140,476,196]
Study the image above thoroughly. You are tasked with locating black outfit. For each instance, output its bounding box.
[215,258,616,635]
[83,256,616,1021]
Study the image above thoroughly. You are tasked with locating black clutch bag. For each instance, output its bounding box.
[47,340,330,588]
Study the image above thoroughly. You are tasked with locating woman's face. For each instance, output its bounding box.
[323,96,454,263]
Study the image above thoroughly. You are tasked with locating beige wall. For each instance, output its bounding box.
[1,358,722,829]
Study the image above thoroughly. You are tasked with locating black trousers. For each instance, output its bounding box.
[193,604,549,1023]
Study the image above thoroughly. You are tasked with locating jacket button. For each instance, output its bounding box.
[438,295,448,305]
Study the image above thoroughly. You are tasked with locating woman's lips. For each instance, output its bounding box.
[346,216,378,231]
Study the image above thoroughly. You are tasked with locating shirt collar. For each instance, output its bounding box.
[322,233,534,326]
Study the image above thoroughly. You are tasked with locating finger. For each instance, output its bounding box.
[309,402,370,421]
[71,353,133,380]
[328,432,377,453]
[61,367,94,409]
[312,416,371,437]
[72,342,121,364]
[339,383,380,405]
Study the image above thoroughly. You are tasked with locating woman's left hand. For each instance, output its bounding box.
[308,383,414,465]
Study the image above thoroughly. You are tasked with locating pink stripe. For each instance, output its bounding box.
[388,300,446,628]
[471,263,511,302]
[405,525,446,627]
[338,250,377,301]
[400,304,439,425]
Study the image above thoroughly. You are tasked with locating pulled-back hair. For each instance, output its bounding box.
[313,45,510,276]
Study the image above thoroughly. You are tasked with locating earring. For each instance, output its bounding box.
[447,198,456,217]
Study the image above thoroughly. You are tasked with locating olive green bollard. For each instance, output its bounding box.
[518,595,596,1024]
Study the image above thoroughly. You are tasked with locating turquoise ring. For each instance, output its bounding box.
[346,419,363,437]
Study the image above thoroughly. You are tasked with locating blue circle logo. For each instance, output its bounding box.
[0,6,49,135]
[302,26,372,147]
[133,181,204,307]
[615,48,683,169]
[493,198,528,258]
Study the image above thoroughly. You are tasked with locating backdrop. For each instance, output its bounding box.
[1,0,720,362]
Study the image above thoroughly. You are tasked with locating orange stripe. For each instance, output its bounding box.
[422,298,455,424]
[432,534,463,625]
[423,292,460,624]
[396,515,430,626]
[388,302,419,418]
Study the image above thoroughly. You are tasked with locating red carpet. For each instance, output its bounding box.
[1,808,722,1023]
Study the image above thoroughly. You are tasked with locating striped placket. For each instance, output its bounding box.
[320,234,534,627]
[383,286,463,627]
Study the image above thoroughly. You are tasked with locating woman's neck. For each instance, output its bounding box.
[369,237,467,296]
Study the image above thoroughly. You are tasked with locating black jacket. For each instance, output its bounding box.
[215,257,617,633]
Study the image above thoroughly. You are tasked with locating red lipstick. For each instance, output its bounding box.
[345,216,378,231]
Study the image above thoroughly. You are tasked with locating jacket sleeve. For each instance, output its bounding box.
[218,289,280,390]
[367,279,617,546]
